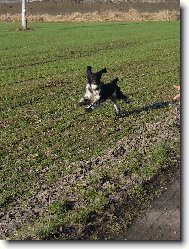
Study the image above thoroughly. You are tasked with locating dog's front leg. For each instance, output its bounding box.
[86,98,105,112]
[79,97,90,105]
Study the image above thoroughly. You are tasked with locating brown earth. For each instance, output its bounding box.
[0,1,180,16]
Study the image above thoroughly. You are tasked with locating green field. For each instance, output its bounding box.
[0,21,180,240]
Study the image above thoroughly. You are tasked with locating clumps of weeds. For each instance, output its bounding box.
[74,209,96,224]
[15,27,34,32]
[48,200,76,216]
[2,10,179,23]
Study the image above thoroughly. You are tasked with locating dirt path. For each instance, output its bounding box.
[116,174,180,241]
[0,1,180,15]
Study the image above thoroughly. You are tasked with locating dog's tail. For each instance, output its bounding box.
[111,78,119,85]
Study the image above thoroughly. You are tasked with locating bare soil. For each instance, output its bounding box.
[0,1,180,16]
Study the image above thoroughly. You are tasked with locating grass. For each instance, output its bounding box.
[0,21,180,240]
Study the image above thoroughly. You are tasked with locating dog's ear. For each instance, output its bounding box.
[86,66,93,83]
[87,66,92,71]
[86,66,93,76]
[96,67,107,80]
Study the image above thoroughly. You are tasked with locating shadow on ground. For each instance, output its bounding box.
[121,101,171,118]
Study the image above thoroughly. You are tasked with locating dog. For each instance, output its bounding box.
[79,66,131,116]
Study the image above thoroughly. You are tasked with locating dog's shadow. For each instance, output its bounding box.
[120,101,172,118]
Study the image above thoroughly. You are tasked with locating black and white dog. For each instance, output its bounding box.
[79,66,131,116]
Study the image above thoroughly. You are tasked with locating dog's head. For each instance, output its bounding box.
[86,66,107,89]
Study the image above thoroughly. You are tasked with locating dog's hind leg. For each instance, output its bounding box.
[110,97,121,116]
[116,88,131,104]
[122,96,131,104]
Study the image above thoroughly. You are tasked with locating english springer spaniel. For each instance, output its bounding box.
[79,66,131,117]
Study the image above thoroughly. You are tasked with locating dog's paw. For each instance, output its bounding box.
[79,101,85,106]
[115,114,121,120]
[86,106,93,112]
[114,111,121,120]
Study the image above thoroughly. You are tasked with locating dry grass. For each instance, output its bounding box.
[0,9,180,23]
